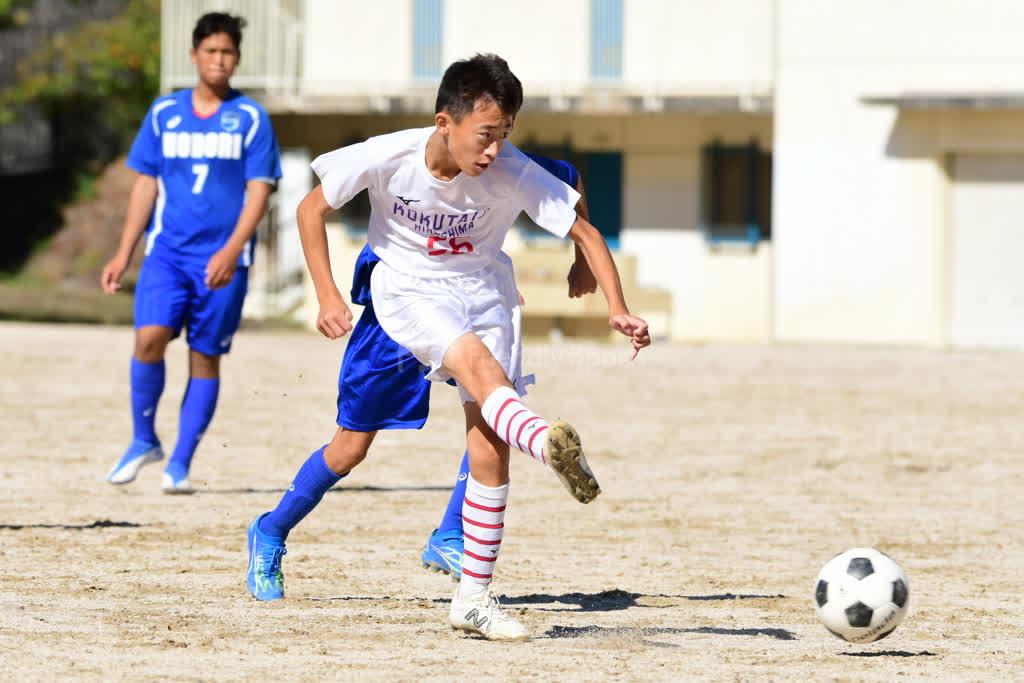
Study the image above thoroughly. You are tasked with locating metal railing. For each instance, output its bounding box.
[160,0,302,96]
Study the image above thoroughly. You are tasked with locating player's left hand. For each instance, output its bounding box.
[205,247,240,289]
[567,259,597,298]
[609,313,651,359]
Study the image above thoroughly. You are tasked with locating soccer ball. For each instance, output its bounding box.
[814,548,910,643]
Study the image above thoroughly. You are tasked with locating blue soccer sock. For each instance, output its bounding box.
[130,358,165,445]
[437,451,470,534]
[259,446,343,540]
[165,377,219,480]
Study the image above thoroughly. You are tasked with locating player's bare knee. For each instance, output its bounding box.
[134,328,171,362]
[324,429,375,475]
[189,350,220,378]
[445,334,512,402]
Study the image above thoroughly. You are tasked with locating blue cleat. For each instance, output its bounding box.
[421,528,464,580]
[246,514,287,601]
[106,440,164,485]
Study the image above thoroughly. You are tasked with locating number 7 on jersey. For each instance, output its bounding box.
[191,163,209,194]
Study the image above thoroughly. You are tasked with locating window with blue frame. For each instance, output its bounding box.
[701,141,772,245]
[590,0,623,80]
[413,0,443,81]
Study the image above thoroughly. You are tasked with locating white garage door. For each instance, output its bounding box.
[951,156,1024,348]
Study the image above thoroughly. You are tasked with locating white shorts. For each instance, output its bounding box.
[370,256,526,403]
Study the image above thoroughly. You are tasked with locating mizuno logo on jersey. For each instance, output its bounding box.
[396,195,420,205]
[162,131,243,160]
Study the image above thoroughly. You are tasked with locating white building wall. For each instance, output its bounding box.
[298,0,774,99]
[624,0,774,96]
[302,0,412,95]
[773,0,1024,345]
[510,112,773,342]
[444,0,588,93]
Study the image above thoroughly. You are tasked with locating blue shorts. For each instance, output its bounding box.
[134,247,249,356]
[336,246,433,431]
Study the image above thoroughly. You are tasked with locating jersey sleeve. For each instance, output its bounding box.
[517,159,582,238]
[311,140,380,210]
[244,107,282,185]
[126,102,163,176]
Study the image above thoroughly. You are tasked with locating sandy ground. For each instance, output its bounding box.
[0,321,1021,681]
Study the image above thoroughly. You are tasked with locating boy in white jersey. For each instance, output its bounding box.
[246,55,649,641]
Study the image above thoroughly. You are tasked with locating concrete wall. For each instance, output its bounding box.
[773,0,1024,346]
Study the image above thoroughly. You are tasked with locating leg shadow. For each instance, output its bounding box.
[499,589,787,613]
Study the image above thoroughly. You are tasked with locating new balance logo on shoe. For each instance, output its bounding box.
[464,608,489,630]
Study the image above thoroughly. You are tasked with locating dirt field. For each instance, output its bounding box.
[1,321,1021,681]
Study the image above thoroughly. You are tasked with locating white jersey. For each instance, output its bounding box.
[311,127,580,278]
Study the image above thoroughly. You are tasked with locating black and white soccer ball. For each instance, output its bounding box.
[814,548,910,643]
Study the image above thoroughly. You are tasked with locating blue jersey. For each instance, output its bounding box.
[337,153,579,431]
[127,88,282,266]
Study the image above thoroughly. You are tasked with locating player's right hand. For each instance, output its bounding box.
[100,253,130,294]
[317,294,353,339]
[609,312,651,359]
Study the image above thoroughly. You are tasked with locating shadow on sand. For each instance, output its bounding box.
[542,624,797,643]
[499,589,786,613]
[198,485,452,495]
[841,650,937,658]
[0,519,143,531]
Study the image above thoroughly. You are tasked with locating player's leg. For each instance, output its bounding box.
[443,332,600,503]
[422,451,469,578]
[247,427,376,601]
[107,252,188,485]
[369,261,599,503]
[448,402,527,641]
[161,265,247,493]
[161,350,221,493]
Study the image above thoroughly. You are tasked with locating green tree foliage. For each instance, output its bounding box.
[0,0,35,29]
[0,0,160,273]
[0,0,160,147]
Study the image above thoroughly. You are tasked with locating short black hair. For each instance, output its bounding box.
[192,12,246,50]
[435,54,523,121]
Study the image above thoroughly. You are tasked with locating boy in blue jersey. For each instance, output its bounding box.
[101,13,282,493]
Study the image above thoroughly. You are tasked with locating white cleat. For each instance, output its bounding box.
[161,472,195,495]
[449,588,529,642]
[106,443,164,485]
[546,420,601,504]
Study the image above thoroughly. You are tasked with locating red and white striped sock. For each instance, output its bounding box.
[459,475,509,597]
[481,386,549,465]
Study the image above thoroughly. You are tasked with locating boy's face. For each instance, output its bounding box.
[439,98,515,177]
[191,32,239,88]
